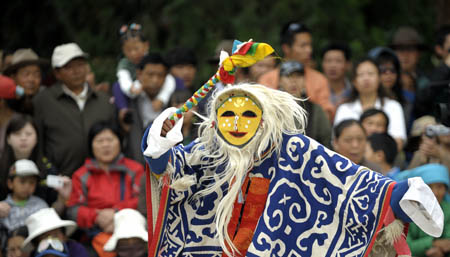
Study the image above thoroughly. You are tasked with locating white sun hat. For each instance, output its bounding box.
[22,208,77,250]
[103,208,148,251]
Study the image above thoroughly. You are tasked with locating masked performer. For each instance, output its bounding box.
[142,83,443,257]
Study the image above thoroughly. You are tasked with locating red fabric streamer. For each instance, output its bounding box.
[219,66,235,84]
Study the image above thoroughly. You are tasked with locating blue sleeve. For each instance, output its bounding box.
[141,125,172,175]
[390,180,413,223]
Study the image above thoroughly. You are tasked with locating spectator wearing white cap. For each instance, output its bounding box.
[32,43,116,177]
[22,208,88,257]
[104,209,147,257]
[0,160,47,234]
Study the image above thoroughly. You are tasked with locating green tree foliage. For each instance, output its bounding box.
[0,0,437,86]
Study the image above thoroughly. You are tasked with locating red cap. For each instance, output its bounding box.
[0,75,19,99]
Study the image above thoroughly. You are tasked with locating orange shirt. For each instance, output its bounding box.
[258,67,335,121]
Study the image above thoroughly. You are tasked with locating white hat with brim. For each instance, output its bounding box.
[104,209,148,251]
[22,208,77,250]
[51,43,88,68]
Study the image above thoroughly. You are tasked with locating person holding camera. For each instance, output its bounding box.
[409,123,450,172]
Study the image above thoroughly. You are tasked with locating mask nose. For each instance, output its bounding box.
[234,115,239,131]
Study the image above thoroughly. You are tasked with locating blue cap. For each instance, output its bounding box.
[396,163,450,188]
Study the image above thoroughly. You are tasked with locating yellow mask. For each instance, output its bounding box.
[216,96,262,147]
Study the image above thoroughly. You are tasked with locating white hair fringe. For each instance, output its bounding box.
[170,83,307,256]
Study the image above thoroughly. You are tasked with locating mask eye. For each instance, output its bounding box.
[221,111,235,117]
[243,111,257,117]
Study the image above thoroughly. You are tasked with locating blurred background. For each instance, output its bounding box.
[1,0,449,86]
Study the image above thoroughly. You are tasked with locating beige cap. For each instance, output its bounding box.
[410,115,436,137]
[3,49,47,76]
[51,43,88,68]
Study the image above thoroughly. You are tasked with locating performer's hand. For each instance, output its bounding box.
[433,239,450,253]
[426,246,444,257]
[161,119,174,137]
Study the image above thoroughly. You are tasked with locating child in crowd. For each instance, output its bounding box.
[359,108,389,137]
[114,23,176,124]
[116,23,149,99]
[365,133,400,178]
[22,208,88,257]
[0,160,47,234]
[396,164,450,257]
[6,226,29,257]
[104,209,147,257]
[360,109,407,168]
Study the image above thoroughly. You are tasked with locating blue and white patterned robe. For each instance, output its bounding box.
[145,133,405,257]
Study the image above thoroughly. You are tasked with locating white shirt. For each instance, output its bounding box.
[117,69,175,105]
[62,83,89,111]
[334,97,407,140]
[137,93,161,128]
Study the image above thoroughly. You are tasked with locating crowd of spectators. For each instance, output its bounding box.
[0,21,449,257]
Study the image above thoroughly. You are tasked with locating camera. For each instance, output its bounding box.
[425,124,450,138]
[46,175,64,189]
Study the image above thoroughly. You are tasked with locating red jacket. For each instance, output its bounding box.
[67,155,144,228]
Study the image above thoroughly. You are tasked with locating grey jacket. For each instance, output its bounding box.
[0,194,48,232]
[33,83,117,177]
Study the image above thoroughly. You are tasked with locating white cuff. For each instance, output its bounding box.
[399,177,444,237]
[143,107,184,159]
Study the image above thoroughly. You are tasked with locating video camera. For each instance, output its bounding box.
[425,124,450,138]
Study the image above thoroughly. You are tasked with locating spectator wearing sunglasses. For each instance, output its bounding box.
[368,47,415,131]
[258,21,335,121]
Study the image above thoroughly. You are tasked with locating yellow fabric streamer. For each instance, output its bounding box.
[222,43,274,72]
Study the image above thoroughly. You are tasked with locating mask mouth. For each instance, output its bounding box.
[229,131,247,138]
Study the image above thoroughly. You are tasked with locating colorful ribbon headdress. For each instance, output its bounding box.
[168,39,274,125]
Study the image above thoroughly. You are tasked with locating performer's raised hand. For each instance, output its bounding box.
[161,118,174,137]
